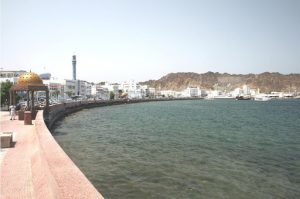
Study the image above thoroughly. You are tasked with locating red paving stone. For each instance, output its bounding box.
[0,111,104,199]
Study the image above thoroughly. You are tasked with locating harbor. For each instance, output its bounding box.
[2,0,300,198]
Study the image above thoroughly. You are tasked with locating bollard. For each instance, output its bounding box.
[18,110,24,120]
[24,111,32,125]
[0,132,13,148]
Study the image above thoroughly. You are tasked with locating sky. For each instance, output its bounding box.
[1,0,300,83]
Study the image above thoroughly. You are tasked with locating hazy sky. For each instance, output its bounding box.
[1,0,300,82]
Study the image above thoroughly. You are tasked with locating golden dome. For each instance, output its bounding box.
[17,71,43,85]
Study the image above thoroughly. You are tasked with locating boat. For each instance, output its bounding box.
[235,96,251,100]
[214,95,235,99]
[204,96,214,100]
[254,95,271,101]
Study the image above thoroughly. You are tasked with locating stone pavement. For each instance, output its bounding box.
[1,111,37,198]
[0,111,104,199]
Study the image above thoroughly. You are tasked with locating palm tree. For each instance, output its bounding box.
[109,91,115,100]
[53,89,60,99]
[0,80,13,106]
[65,91,73,98]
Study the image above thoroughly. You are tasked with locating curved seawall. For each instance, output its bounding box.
[35,110,104,199]
[45,98,201,130]
[45,99,132,129]
[35,98,201,198]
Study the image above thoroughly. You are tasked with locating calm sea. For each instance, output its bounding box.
[53,99,300,199]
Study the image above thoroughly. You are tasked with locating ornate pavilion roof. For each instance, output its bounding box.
[10,71,48,91]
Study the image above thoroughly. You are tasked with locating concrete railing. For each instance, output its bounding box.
[35,111,104,199]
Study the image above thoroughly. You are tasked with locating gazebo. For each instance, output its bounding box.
[10,71,49,118]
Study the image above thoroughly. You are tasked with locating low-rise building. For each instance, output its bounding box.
[243,84,251,95]
[84,82,92,98]
[120,80,146,99]
[91,83,111,100]
[43,79,76,99]
[147,87,156,98]
[96,87,110,100]
[186,86,200,97]
[0,70,27,78]
[160,90,176,98]
[0,70,27,84]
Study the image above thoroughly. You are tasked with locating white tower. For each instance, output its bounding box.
[72,55,76,80]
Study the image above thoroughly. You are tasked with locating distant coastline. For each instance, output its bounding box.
[141,72,300,93]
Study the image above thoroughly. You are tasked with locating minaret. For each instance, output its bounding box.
[72,54,76,80]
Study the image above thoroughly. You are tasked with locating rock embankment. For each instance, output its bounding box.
[141,72,300,93]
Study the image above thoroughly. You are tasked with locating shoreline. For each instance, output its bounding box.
[45,97,204,130]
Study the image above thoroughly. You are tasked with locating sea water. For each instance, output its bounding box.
[53,100,300,199]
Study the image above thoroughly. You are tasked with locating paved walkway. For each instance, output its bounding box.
[0,113,8,167]
[0,112,17,163]
[0,111,37,198]
[0,111,104,199]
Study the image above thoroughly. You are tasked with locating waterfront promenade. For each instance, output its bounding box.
[0,110,104,199]
[0,98,202,198]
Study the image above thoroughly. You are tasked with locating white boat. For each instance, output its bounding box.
[214,95,235,99]
[204,96,214,100]
[254,95,271,101]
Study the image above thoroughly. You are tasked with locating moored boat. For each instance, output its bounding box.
[235,96,251,100]
[254,95,271,101]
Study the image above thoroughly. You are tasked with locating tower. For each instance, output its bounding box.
[72,54,76,80]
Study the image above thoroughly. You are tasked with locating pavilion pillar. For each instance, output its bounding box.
[31,90,34,114]
[12,91,16,105]
[45,89,49,110]
[27,91,30,110]
[9,90,12,106]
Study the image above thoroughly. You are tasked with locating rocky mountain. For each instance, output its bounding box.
[141,72,300,93]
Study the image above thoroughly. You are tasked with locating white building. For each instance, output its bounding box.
[101,82,120,99]
[91,84,97,96]
[180,87,201,98]
[96,87,110,100]
[147,87,156,98]
[0,77,18,84]
[84,82,92,97]
[43,79,65,100]
[243,84,251,95]
[206,90,222,98]
[250,88,259,96]
[187,87,200,97]
[231,88,243,97]
[75,80,89,98]
[231,85,258,97]
[64,79,76,97]
[0,70,26,78]
[0,70,27,84]
[120,80,146,99]
[91,83,110,100]
[160,90,176,98]
[43,79,87,99]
